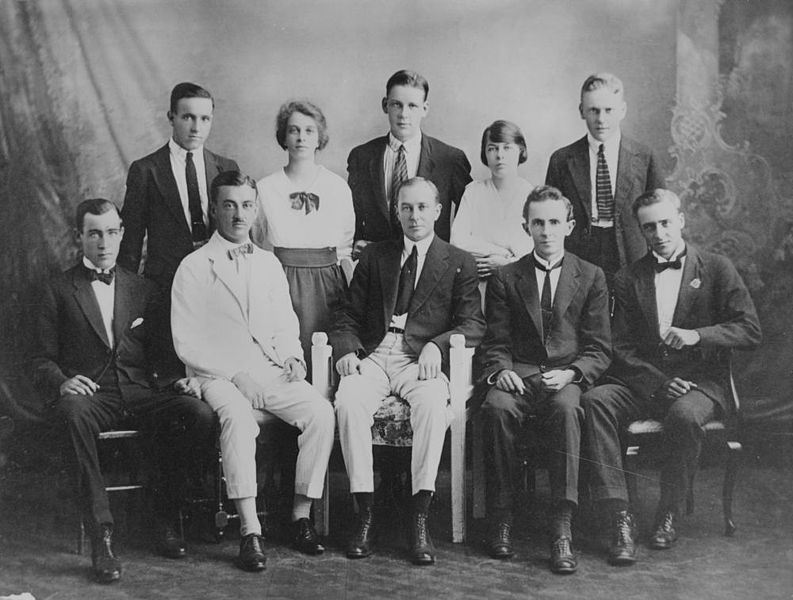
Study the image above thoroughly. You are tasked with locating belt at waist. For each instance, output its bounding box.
[387,326,405,334]
[273,246,337,267]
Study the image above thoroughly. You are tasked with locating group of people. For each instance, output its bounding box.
[29,68,761,584]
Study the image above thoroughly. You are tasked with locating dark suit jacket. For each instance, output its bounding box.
[347,134,471,244]
[330,236,485,369]
[478,253,611,386]
[610,244,761,412]
[30,264,159,407]
[118,143,239,289]
[545,135,665,267]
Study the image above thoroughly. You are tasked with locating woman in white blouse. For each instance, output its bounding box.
[253,100,354,368]
[451,120,534,288]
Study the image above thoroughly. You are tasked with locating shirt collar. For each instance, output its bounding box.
[533,250,564,270]
[652,241,687,264]
[82,256,115,273]
[403,232,434,257]
[169,138,205,160]
[209,231,253,254]
[587,131,621,155]
[388,131,422,154]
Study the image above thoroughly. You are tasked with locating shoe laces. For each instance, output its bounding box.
[243,533,265,554]
[613,512,634,546]
[552,535,572,556]
[656,511,674,533]
[414,513,430,546]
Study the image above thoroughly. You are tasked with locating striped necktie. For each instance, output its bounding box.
[390,144,408,233]
[595,144,614,221]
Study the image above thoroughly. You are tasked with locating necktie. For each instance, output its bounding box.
[534,257,562,339]
[186,151,206,241]
[86,265,115,285]
[390,144,408,233]
[394,245,418,315]
[653,250,686,273]
[595,144,614,222]
[227,243,254,260]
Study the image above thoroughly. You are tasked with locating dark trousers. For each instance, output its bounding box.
[480,372,584,519]
[582,383,716,513]
[580,226,621,292]
[53,388,215,531]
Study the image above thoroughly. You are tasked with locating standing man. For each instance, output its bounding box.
[118,82,239,381]
[171,170,335,572]
[330,177,485,566]
[545,73,665,289]
[347,69,471,258]
[478,186,611,574]
[30,199,216,583]
[582,189,760,566]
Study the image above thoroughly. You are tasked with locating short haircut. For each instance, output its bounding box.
[397,177,439,204]
[580,72,624,101]
[210,170,258,204]
[522,185,574,222]
[480,120,528,166]
[75,198,120,232]
[275,100,329,151]
[386,69,429,101]
[632,188,682,219]
[170,82,214,114]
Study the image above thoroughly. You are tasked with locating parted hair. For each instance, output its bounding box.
[632,188,682,219]
[210,170,258,204]
[580,72,624,100]
[386,69,429,100]
[522,185,574,222]
[169,82,214,114]
[275,100,329,151]
[480,120,528,166]
[75,198,120,231]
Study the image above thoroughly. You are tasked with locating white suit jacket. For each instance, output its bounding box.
[171,232,304,380]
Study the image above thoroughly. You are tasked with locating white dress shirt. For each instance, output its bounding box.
[532,251,565,305]
[587,132,620,227]
[390,233,434,329]
[83,256,115,347]
[383,132,422,204]
[653,243,687,337]
[169,138,209,231]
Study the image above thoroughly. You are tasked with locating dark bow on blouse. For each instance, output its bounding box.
[289,191,320,214]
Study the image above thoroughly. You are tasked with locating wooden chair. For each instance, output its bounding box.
[622,355,742,536]
[311,332,474,543]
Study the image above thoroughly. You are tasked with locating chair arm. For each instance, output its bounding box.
[449,334,474,423]
[311,332,334,401]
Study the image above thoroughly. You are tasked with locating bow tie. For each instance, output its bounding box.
[289,191,320,214]
[533,257,563,272]
[653,250,686,273]
[227,243,254,260]
[86,265,115,285]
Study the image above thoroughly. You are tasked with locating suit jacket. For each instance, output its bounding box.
[610,244,761,412]
[347,134,471,244]
[171,233,304,380]
[478,253,612,386]
[30,264,158,406]
[118,143,239,289]
[330,236,485,369]
[545,135,665,266]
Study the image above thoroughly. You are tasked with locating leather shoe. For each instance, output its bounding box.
[91,523,122,583]
[486,521,514,559]
[346,507,374,559]
[649,510,678,550]
[410,512,435,566]
[157,522,187,559]
[293,518,325,555]
[549,535,577,574]
[607,510,637,566]
[237,533,267,572]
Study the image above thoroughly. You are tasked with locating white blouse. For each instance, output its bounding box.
[253,166,354,261]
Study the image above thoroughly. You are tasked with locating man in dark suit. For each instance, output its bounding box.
[118,82,239,381]
[478,185,611,574]
[330,177,485,565]
[347,69,471,257]
[581,189,761,566]
[545,73,665,288]
[31,199,216,583]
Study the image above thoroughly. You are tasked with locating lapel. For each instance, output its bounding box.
[71,267,111,348]
[377,240,403,325]
[416,134,436,180]
[368,136,390,222]
[152,144,191,235]
[614,137,636,210]
[672,244,701,326]
[550,255,581,332]
[209,243,249,321]
[567,136,591,220]
[514,256,544,339]
[111,269,136,348]
[633,254,661,340]
[409,237,448,314]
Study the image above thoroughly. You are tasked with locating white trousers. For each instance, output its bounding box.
[201,358,334,500]
[335,333,451,495]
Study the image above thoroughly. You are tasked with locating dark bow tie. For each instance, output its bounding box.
[85,265,115,285]
[533,256,563,272]
[653,250,686,273]
[289,191,320,214]
[227,243,254,260]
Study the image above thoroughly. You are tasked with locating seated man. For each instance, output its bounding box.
[581,189,761,566]
[478,185,611,574]
[171,170,334,572]
[330,177,485,565]
[30,199,216,584]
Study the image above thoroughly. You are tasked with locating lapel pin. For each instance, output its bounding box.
[131,317,144,329]
[690,278,701,289]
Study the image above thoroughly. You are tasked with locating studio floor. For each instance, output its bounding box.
[1,452,792,600]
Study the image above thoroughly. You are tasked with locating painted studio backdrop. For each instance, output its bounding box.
[0,0,791,444]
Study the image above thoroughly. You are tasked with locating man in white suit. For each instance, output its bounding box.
[171,170,334,572]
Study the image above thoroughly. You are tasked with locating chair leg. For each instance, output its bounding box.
[723,441,741,536]
[314,469,330,536]
[472,416,486,520]
[450,415,465,543]
[686,472,695,515]
[625,446,640,512]
[77,518,86,555]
